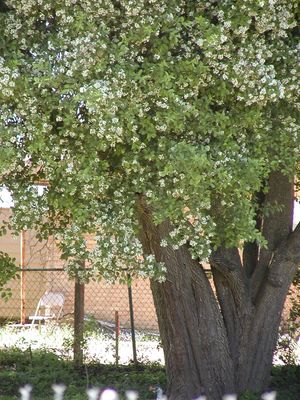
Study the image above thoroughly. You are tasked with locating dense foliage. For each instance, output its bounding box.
[0,250,17,298]
[0,1,299,281]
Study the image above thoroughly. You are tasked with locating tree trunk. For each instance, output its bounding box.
[151,260,235,400]
[137,197,235,399]
[149,251,296,400]
[136,171,299,400]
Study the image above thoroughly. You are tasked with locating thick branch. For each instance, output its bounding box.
[244,222,300,387]
[212,268,241,369]
[252,222,300,343]
[210,247,249,311]
[211,247,253,372]
[0,0,10,13]
[251,172,294,301]
[211,247,243,271]
[269,221,300,277]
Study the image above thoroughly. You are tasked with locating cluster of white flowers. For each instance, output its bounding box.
[162,221,213,261]
[0,57,19,98]
[88,212,166,283]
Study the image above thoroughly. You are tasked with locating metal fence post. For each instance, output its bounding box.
[128,281,137,364]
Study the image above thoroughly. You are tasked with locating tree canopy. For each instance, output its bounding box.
[1,2,300,398]
[1,0,299,280]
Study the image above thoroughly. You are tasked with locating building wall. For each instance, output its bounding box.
[0,208,47,319]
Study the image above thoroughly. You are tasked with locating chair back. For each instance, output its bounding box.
[40,292,64,308]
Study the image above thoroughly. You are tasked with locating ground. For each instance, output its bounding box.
[0,324,299,399]
[0,323,164,365]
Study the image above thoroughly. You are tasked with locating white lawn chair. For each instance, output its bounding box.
[29,291,64,326]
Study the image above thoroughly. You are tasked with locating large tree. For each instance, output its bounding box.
[0,1,299,399]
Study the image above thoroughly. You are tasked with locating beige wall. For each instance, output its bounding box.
[47,271,157,330]
[0,208,47,319]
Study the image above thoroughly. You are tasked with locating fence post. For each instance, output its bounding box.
[127,282,137,365]
[73,260,85,368]
[115,310,120,366]
[20,231,26,324]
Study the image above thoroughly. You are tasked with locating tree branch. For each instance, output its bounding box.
[271,221,300,276]
[210,247,243,271]
[211,247,254,371]
[0,0,10,13]
[249,221,300,381]
[210,247,251,321]
[251,172,294,301]
[212,268,241,369]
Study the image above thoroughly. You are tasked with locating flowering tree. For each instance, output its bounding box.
[0,1,299,399]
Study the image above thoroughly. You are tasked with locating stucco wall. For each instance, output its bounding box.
[0,209,47,319]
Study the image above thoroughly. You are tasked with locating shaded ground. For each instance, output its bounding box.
[0,324,299,399]
[0,348,300,400]
[0,348,165,400]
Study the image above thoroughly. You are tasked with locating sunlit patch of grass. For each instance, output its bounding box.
[0,323,164,364]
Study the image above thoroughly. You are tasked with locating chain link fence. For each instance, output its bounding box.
[0,208,162,364]
[0,269,162,365]
[0,268,158,333]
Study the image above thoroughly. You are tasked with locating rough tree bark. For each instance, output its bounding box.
[136,172,300,400]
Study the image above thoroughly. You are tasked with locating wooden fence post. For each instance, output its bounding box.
[73,260,85,368]
[127,283,137,364]
[115,310,120,366]
[20,231,26,324]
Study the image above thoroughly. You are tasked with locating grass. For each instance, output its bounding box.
[0,323,164,365]
[0,348,165,400]
[0,324,299,399]
[0,348,300,399]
